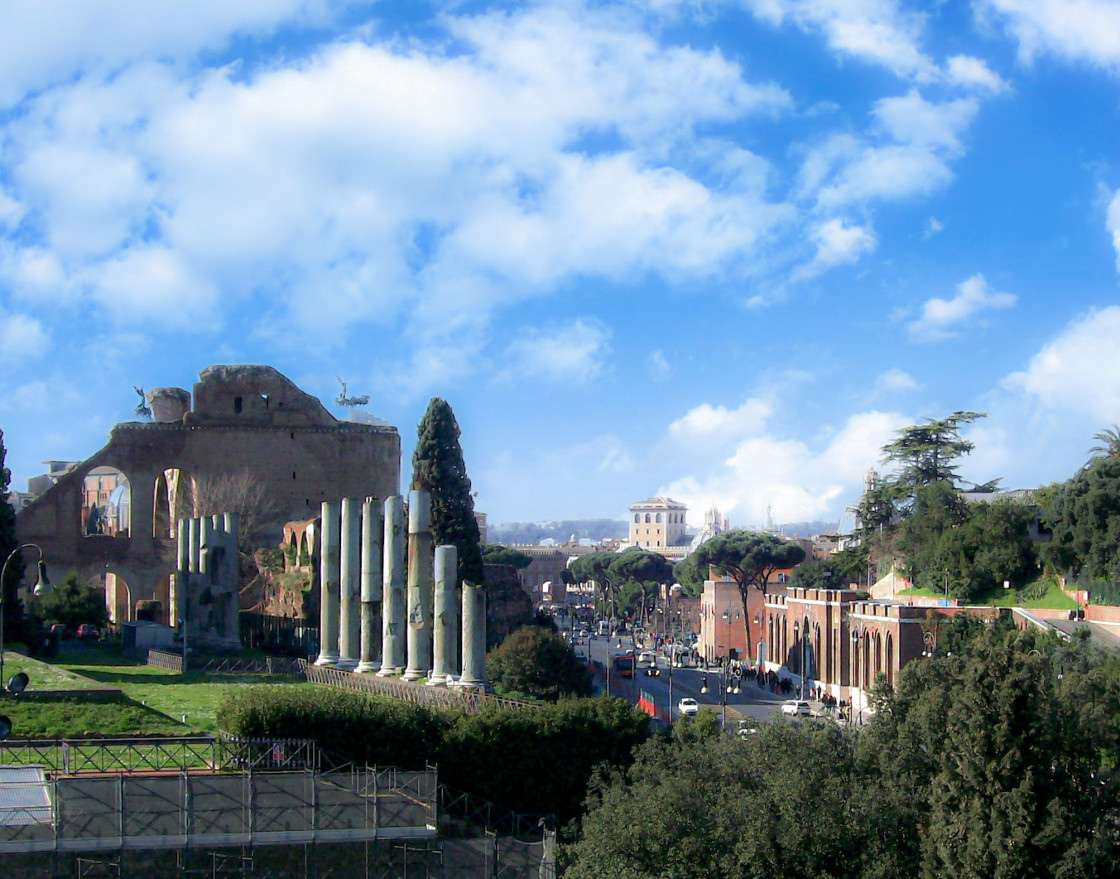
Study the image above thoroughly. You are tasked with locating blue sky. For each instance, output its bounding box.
[0,0,1118,530]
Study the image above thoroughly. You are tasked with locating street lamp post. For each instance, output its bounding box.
[1,544,54,693]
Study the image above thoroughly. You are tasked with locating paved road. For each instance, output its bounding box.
[581,635,788,725]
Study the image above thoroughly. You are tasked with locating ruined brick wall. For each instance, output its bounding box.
[16,365,399,625]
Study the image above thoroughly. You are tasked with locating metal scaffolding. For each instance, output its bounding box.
[0,737,548,878]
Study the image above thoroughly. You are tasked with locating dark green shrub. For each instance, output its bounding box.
[217,687,451,769]
[438,697,650,820]
[486,625,592,701]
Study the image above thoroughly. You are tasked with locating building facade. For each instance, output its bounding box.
[628,497,688,549]
[16,365,400,630]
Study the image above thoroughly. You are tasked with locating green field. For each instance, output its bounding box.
[1,643,313,738]
[895,576,1079,610]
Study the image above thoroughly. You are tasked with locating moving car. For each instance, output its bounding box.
[781,700,811,717]
[678,697,699,717]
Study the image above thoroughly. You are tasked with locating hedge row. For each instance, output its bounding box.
[218,689,651,820]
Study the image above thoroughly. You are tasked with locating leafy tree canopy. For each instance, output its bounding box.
[882,410,986,491]
[672,552,705,596]
[1039,453,1120,583]
[411,397,484,587]
[691,530,806,654]
[26,570,108,631]
[480,544,532,569]
[486,624,592,702]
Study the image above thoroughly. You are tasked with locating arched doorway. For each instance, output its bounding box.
[153,468,195,538]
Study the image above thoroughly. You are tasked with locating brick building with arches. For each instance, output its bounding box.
[15,365,399,635]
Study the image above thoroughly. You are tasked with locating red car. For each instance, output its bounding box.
[76,624,100,641]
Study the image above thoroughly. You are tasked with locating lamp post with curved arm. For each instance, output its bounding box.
[1,543,54,694]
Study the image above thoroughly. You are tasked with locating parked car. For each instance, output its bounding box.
[678,697,700,717]
[48,623,68,641]
[781,700,811,717]
[76,623,100,641]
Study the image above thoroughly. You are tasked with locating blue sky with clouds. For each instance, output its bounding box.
[0,0,1118,530]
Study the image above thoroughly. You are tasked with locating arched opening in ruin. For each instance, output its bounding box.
[298,531,311,568]
[82,466,131,538]
[885,633,894,686]
[105,570,133,626]
[151,574,172,626]
[153,468,195,538]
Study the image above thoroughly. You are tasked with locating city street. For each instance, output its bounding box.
[580,634,789,726]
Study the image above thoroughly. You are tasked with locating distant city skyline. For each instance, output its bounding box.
[0,1,1117,531]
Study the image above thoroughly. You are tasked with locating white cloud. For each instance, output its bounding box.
[873,90,978,154]
[742,0,938,80]
[0,5,795,357]
[502,318,612,384]
[907,274,1017,341]
[1108,188,1120,271]
[86,245,220,329]
[0,0,341,108]
[0,312,49,363]
[923,216,944,238]
[660,409,907,525]
[1003,305,1120,422]
[647,349,672,381]
[816,143,955,207]
[875,367,921,392]
[978,0,1120,73]
[669,399,773,439]
[794,217,876,279]
[945,54,1011,93]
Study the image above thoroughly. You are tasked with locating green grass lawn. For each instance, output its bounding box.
[896,576,1079,610]
[0,643,314,738]
[2,650,110,692]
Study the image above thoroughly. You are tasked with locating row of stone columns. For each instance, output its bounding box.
[314,490,486,687]
[174,512,240,646]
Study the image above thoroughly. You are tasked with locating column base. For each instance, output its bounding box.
[426,674,448,687]
[401,668,427,681]
[335,658,359,671]
[315,652,340,666]
[355,660,379,673]
[376,666,403,677]
[459,677,486,689]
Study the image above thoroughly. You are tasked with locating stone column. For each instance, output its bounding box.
[187,517,201,640]
[174,518,189,626]
[199,517,218,638]
[223,512,240,646]
[378,496,406,676]
[428,545,458,686]
[316,501,341,666]
[337,498,361,669]
[356,497,381,673]
[461,583,487,688]
[402,490,432,681]
[188,516,201,576]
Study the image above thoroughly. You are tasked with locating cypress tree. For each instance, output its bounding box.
[410,398,484,587]
[0,429,25,643]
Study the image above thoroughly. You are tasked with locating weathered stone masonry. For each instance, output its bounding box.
[15,365,400,630]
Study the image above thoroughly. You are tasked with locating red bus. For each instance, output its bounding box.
[613,652,636,678]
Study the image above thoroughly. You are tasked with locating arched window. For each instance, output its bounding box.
[82,466,131,538]
[885,633,894,686]
[655,513,662,523]
[634,514,640,523]
[645,513,651,523]
[234,396,243,413]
